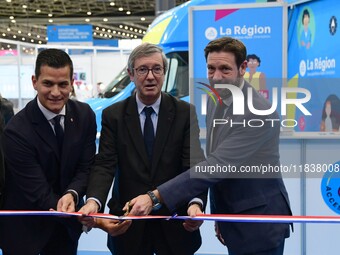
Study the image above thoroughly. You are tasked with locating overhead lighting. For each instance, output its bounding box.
[28,32,31,36]
[93,32,97,36]
[48,13,53,17]
[36,9,41,13]
[2,33,6,37]
[129,28,133,31]
[22,37,25,41]
[108,29,111,33]
[31,39,34,43]
[48,19,53,23]
[124,26,128,30]
[12,35,16,38]
[6,0,11,2]
[110,2,115,6]
[126,11,131,15]
[22,5,27,8]
[119,25,123,28]
[11,20,16,23]
[118,7,123,11]
[9,16,14,19]
[37,35,40,38]
[85,18,90,22]
[141,17,146,21]
[103,18,108,22]
[6,28,11,32]
[38,41,42,44]
[18,30,21,34]
[87,11,91,15]
[102,28,105,31]
[96,27,99,30]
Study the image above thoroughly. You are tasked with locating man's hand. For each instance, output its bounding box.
[57,193,75,212]
[96,218,132,237]
[214,221,226,245]
[126,194,153,216]
[78,200,100,228]
[183,203,204,232]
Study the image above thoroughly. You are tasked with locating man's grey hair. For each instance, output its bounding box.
[127,43,168,75]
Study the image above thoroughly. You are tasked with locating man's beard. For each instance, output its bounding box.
[210,76,243,100]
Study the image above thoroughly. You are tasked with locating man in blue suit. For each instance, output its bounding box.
[129,37,292,255]
[0,49,96,255]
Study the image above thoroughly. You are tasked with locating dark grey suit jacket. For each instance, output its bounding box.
[0,97,96,254]
[158,82,292,254]
[86,92,206,255]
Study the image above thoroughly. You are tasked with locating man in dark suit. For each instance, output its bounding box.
[0,49,96,255]
[79,43,206,255]
[129,37,292,255]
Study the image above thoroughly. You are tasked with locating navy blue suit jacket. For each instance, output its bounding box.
[0,97,96,254]
[158,82,292,254]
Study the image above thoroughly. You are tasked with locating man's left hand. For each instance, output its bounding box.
[183,203,203,232]
[57,193,75,212]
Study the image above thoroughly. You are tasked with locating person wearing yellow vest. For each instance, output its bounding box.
[244,54,266,91]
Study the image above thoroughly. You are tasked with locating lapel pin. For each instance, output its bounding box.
[70,118,74,122]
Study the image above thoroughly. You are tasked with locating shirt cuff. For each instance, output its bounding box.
[66,189,79,206]
[86,197,102,211]
[188,198,203,209]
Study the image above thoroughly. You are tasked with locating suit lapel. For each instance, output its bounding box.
[151,93,175,177]
[30,98,60,159]
[124,96,150,168]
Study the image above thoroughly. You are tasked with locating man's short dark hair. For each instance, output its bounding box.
[35,49,73,80]
[302,9,310,24]
[204,37,247,69]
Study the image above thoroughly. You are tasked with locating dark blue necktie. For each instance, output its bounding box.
[53,115,64,152]
[143,107,155,162]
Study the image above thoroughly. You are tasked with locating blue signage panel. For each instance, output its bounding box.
[190,3,286,130]
[47,25,93,43]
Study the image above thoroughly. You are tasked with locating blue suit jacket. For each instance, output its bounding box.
[158,82,292,254]
[0,97,96,254]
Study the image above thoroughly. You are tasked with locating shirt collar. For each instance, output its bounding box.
[37,97,66,121]
[136,94,161,116]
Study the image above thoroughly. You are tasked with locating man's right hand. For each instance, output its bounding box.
[96,218,132,236]
[78,199,100,228]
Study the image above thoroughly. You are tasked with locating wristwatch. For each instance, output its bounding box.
[147,191,162,211]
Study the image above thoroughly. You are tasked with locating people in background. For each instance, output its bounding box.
[0,48,97,255]
[128,37,292,255]
[79,42,206,255]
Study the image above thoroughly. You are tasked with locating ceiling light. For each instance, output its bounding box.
[108,29,111,32]
[102,28,105,31]
[12,35,16,38]
[9,16,14,19]
[113,31,116,34]
[18,30,21,34]
[96,27,99,30]
[36,9,41,13]
[134,35,137,39]
[39,41,42,44]
[104,34,107,37]
[2,33,6,37]
[109,35,112,38]
[122,33,125,36]
[28,32,31,36]
[48,19,53,23]
[11,20,16,23]
[46,37,48,40]
[129,28,133,31]
[87,11,91,15]
[6,0,11,3]
[48,13,53,17]
[22,5,27,8]
[118,7,123,11]
[31,39,34,43]
[22,38,25,41]
[103,18,108,22]
[110,2,115,6]
[100,33,103,36]
[85,18,90,22]
[126,11,131,15]
[93,32,97,36]
[124,26,128,29]
[6,28,10,32]
[141,17,145,21]
[119,25,123,28]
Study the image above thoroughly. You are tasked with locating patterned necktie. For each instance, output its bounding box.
[53,115,64,152]
[143,107,155,162]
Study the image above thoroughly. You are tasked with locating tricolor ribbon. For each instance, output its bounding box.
[1,211,340,223]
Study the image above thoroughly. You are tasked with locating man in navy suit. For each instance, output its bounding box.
[0,49,96,255]
[129,37,292,255]
[79,43,206,255]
